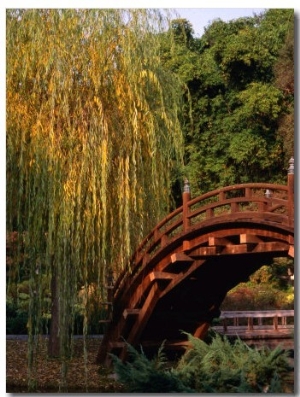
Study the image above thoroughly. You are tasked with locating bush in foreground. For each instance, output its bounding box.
[112,333,293,393]
[111,342,194,393]
[176,332,292,393]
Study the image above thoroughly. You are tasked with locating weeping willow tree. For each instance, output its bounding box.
[6,9,183,390]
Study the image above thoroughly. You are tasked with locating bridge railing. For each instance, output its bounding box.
[185,183,289,230]
[217,310,294,332]
[113,180,292,299]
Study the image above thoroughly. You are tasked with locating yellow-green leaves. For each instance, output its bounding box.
[7,9,183,384]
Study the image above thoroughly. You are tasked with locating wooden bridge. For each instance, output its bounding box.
[96,158,294,366]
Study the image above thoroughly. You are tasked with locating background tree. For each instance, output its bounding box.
[273,20,294,164]
[6,8,183,389]
[163,9,293,196]
[159,18,201,204]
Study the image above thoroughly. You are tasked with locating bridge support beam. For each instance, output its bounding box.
[193,322,210,339]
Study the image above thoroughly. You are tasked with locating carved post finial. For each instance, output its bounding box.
[288,157,294,174]
[265,189,272,199]
[182,178,191,232]
[183,178,190,193]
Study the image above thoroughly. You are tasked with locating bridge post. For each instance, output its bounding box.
[183,179,191,232]
[287,157,294,225]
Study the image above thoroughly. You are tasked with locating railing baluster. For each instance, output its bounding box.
[161,234,168,247]
[245,187,251,198]
[206,208,213,218]
[219,190,225,201]
[273,315,278,331]
[231,201,238,213]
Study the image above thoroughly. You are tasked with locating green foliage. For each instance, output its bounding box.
[171,18,195,49]
[221,283,294,311]
[6,302,29,334]
[111,342,194,393]
[273,19,294,164]
[221,260,294,311]
[112,334,292,393]
[175,332,292,393]
[72,308,109,335]
[6,299,107,335]
[163,9,294,196]
[6,301,51,334]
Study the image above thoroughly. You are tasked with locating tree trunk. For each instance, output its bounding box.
[48,267,60,357]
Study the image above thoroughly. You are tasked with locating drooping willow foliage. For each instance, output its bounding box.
[6,9,184,390]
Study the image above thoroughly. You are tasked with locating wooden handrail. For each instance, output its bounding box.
[219,310,294,332]
[220,310,294,318]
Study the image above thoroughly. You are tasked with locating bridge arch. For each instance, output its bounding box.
[96,159,294,365]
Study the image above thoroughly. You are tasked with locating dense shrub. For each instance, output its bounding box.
[6,303,28,334]
[175,332,292,393]
[6,302,52,335]
[112,333,293,393]
[6,301,108,335]
[111,342,194,393]
[221,283,294,310]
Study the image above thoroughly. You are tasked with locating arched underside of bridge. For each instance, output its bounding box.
[96,214,294,366]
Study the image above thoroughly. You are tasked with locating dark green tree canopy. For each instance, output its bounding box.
[163,9,293,196]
